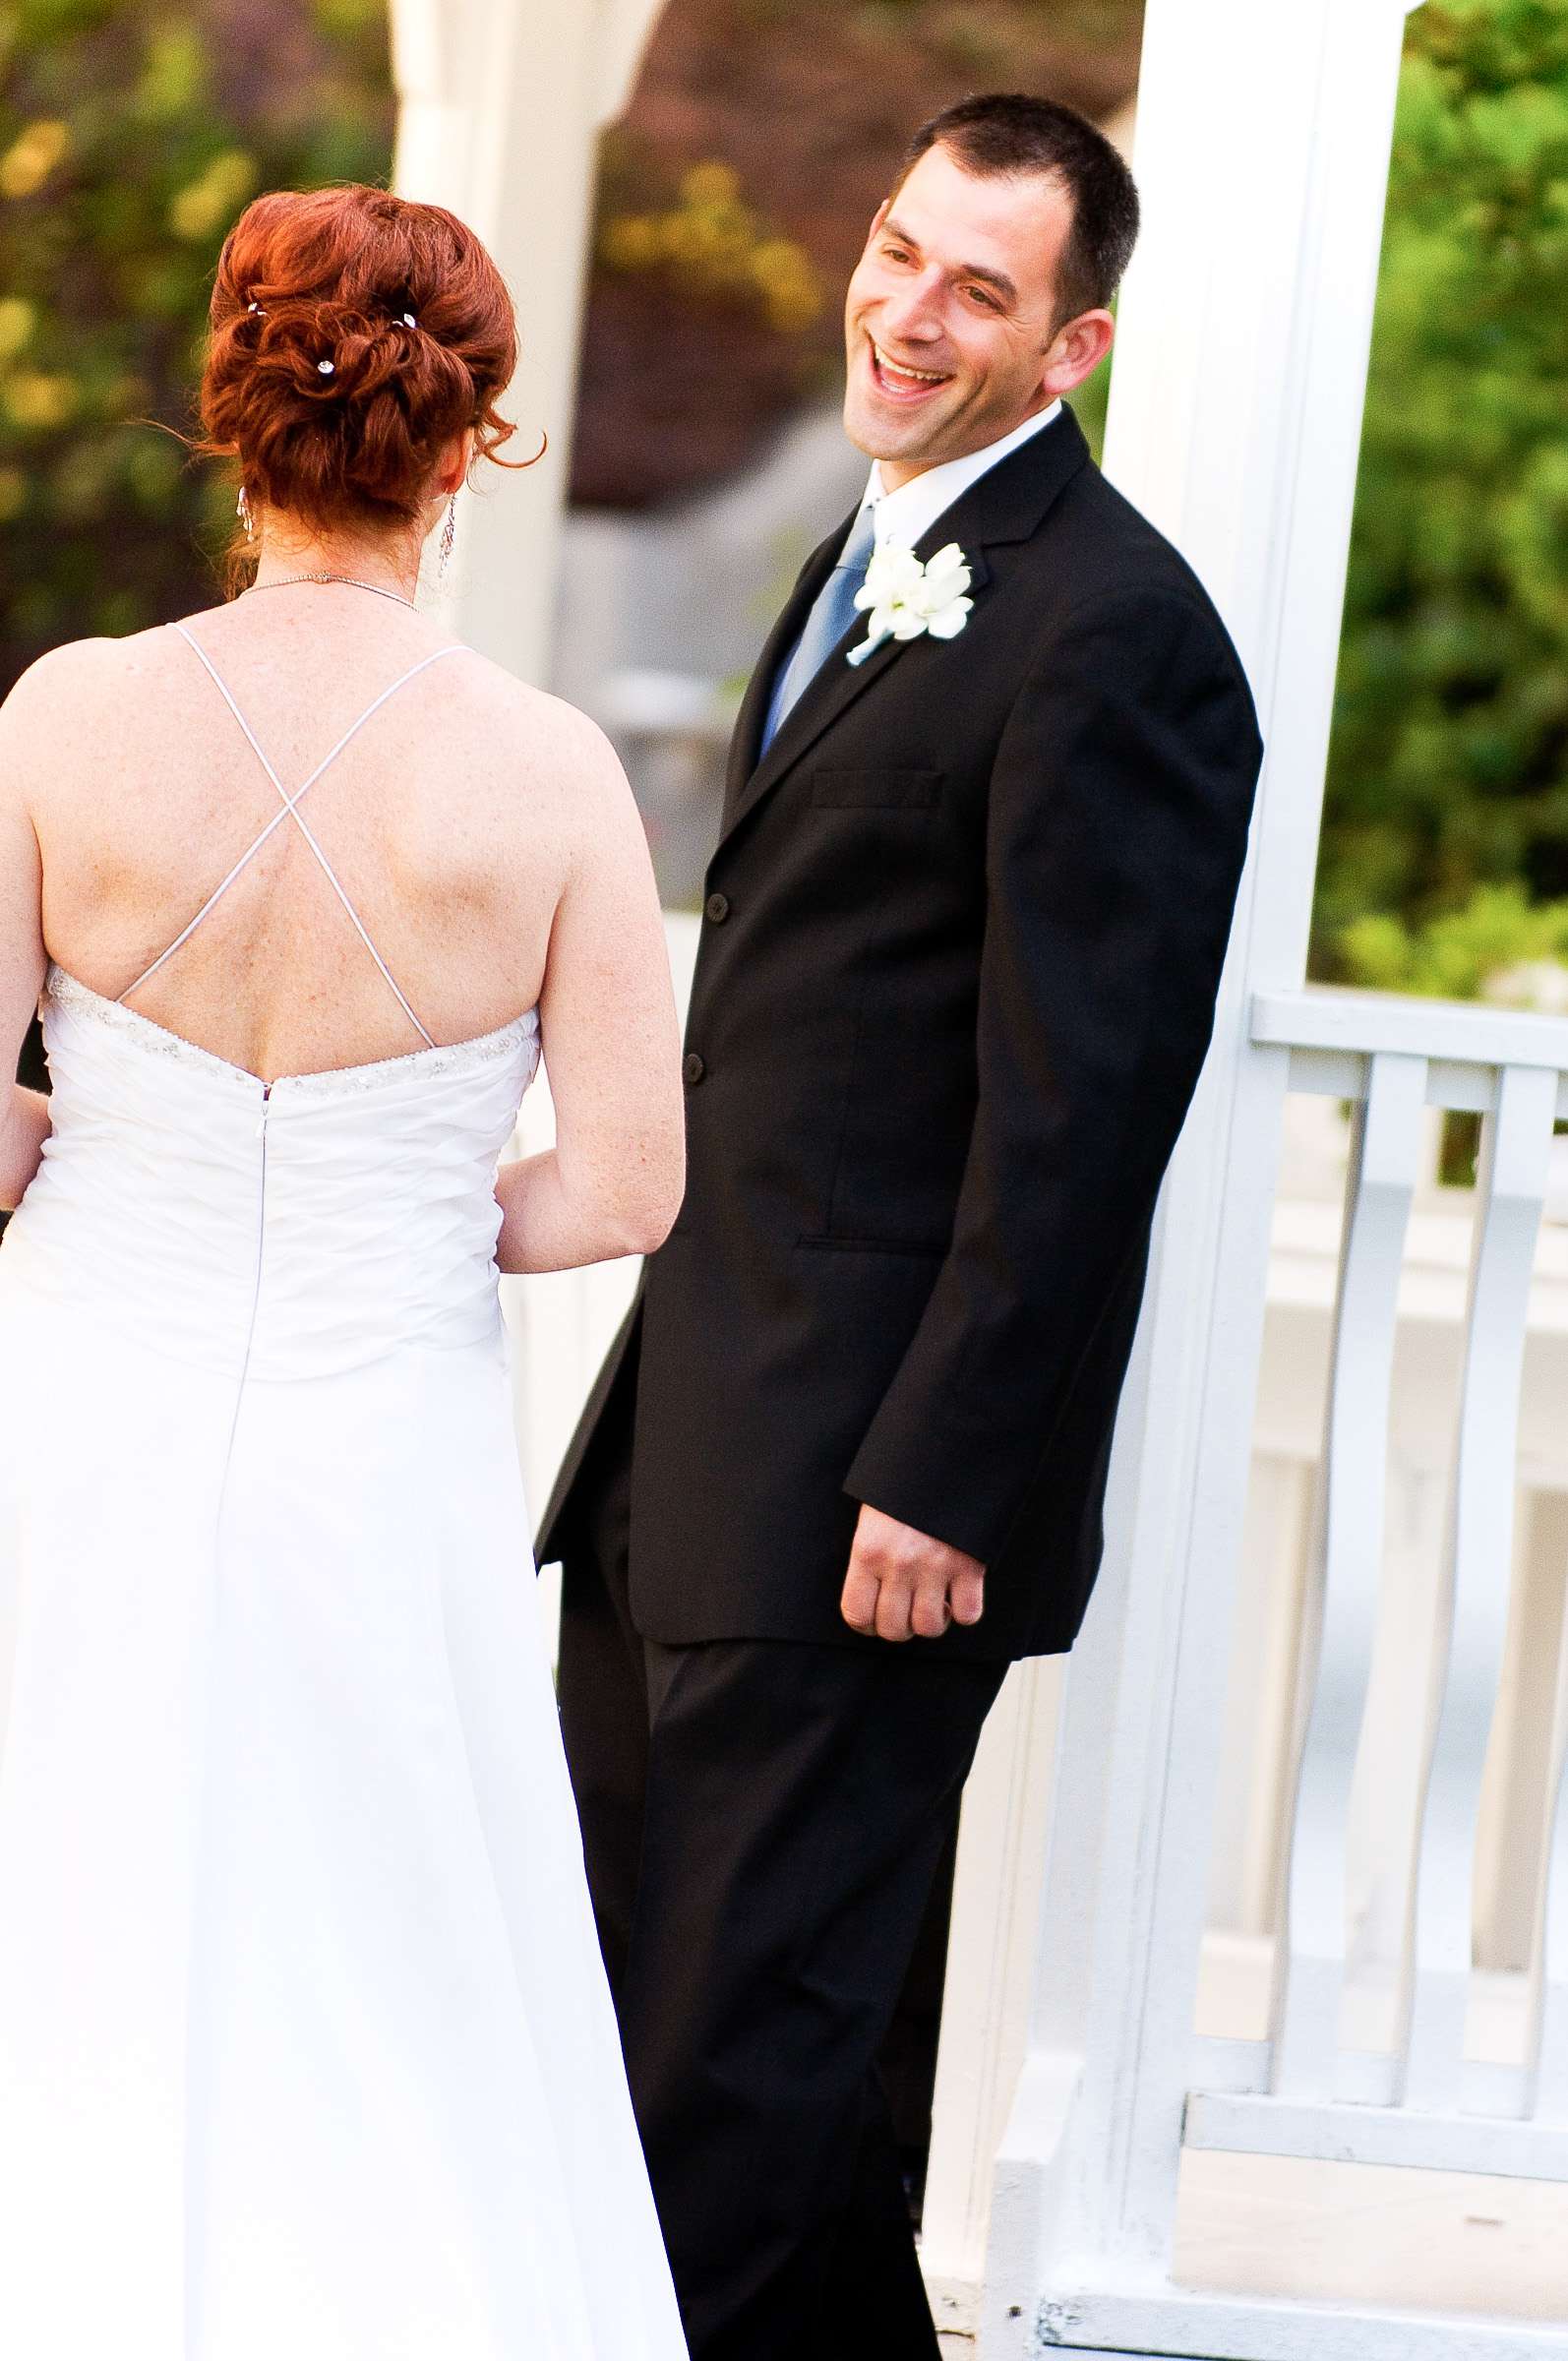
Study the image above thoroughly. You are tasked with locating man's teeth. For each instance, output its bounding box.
[874,344,949,386]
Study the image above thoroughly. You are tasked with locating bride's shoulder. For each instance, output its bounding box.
[3,623,173,712]
[0,631,132,755]
[456,658,628,796]
[459,654,609,748]
[0,628,191,808]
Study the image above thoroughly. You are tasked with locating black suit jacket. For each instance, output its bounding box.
[537,406,1263,1661]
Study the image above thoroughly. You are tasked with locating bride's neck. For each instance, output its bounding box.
[249,515,425,601]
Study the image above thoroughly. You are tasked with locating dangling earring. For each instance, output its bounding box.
[236,484,254,542]
[437,492,457,587]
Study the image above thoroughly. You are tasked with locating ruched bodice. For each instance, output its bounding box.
[6,966,540,1382]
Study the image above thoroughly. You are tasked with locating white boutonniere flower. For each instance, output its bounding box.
[846,541,975,667]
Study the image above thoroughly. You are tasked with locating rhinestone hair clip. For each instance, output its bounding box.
[243,300,421,377]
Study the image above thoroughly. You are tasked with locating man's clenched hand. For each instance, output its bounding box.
[840,1504,986,1643]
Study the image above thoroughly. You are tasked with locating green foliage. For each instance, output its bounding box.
[1317,0,1568,987]
[597,152,823,333]
[1340,879,1568,1001]
[0,0,392,685]
[1064,328,1111,463]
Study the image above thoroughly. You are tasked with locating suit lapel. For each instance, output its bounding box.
[721,523,848,827]
[717,405,1092,852]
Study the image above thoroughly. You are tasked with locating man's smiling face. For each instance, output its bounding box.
[843,141,1101,489]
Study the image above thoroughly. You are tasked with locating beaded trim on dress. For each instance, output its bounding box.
[43,962,540,1097]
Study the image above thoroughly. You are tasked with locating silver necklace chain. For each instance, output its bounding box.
[243,573,418,610]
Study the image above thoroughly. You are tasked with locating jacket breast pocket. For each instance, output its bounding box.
[809,767,944,810]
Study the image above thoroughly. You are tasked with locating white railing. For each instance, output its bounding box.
[946,987,1568,2361]
[1187,993,1568,2181]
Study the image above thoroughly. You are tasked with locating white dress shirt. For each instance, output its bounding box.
[861,398,1063,552]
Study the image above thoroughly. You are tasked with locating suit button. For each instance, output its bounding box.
[683,1052,706,1087]
[704,891,731,924]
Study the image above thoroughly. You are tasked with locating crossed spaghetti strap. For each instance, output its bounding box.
[118,620,465,1048]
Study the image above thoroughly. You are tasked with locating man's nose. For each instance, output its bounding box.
[877,272,945,345]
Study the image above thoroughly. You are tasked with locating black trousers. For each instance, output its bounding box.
[555,1370,1006,2361]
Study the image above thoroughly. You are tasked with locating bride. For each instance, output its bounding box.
[0,184,688,2358]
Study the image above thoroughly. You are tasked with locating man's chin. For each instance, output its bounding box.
[843,391,951,471]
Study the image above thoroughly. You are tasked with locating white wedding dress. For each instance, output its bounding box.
[0,623,687,2360]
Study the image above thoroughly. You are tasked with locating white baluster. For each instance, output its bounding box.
[1270,1051,1426,2096]
[1524,1600,1568,2122]
[1399,1061,1556,2109]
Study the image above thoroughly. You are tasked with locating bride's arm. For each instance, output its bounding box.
[495,715,684,1275]
[0,671,51,1213]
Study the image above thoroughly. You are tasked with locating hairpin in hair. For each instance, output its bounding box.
[400,311,416,328]
[317,358,334,375]
[246,300,266,316]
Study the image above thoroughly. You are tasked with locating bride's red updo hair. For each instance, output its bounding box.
[199,183,527,558]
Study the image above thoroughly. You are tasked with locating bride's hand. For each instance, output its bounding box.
[839,1504,986,1643]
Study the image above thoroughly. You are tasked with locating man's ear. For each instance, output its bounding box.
[867,197,891,241]
[1042,308,1116,403]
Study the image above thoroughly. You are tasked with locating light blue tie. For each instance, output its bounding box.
[760,504,878,755]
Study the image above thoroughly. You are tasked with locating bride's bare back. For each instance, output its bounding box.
[22,593,610,1065]
[0,587,685,1270]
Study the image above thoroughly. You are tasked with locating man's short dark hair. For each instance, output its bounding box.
[899,93,1140,326]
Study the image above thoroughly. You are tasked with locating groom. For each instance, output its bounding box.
[539,93,1263,2359]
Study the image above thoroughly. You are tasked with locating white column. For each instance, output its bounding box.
[970,0,1423,2343]
[389,0,666,684]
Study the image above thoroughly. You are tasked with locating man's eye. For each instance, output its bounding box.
[966,287,996,310]
[883,246,913,266]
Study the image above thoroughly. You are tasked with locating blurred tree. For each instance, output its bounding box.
[1341,880,1568,1002]
[1320,0,1568,983]
[0,0,393,696]
[598,155,824,333]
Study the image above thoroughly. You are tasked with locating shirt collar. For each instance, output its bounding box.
[859,400,1064,552]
